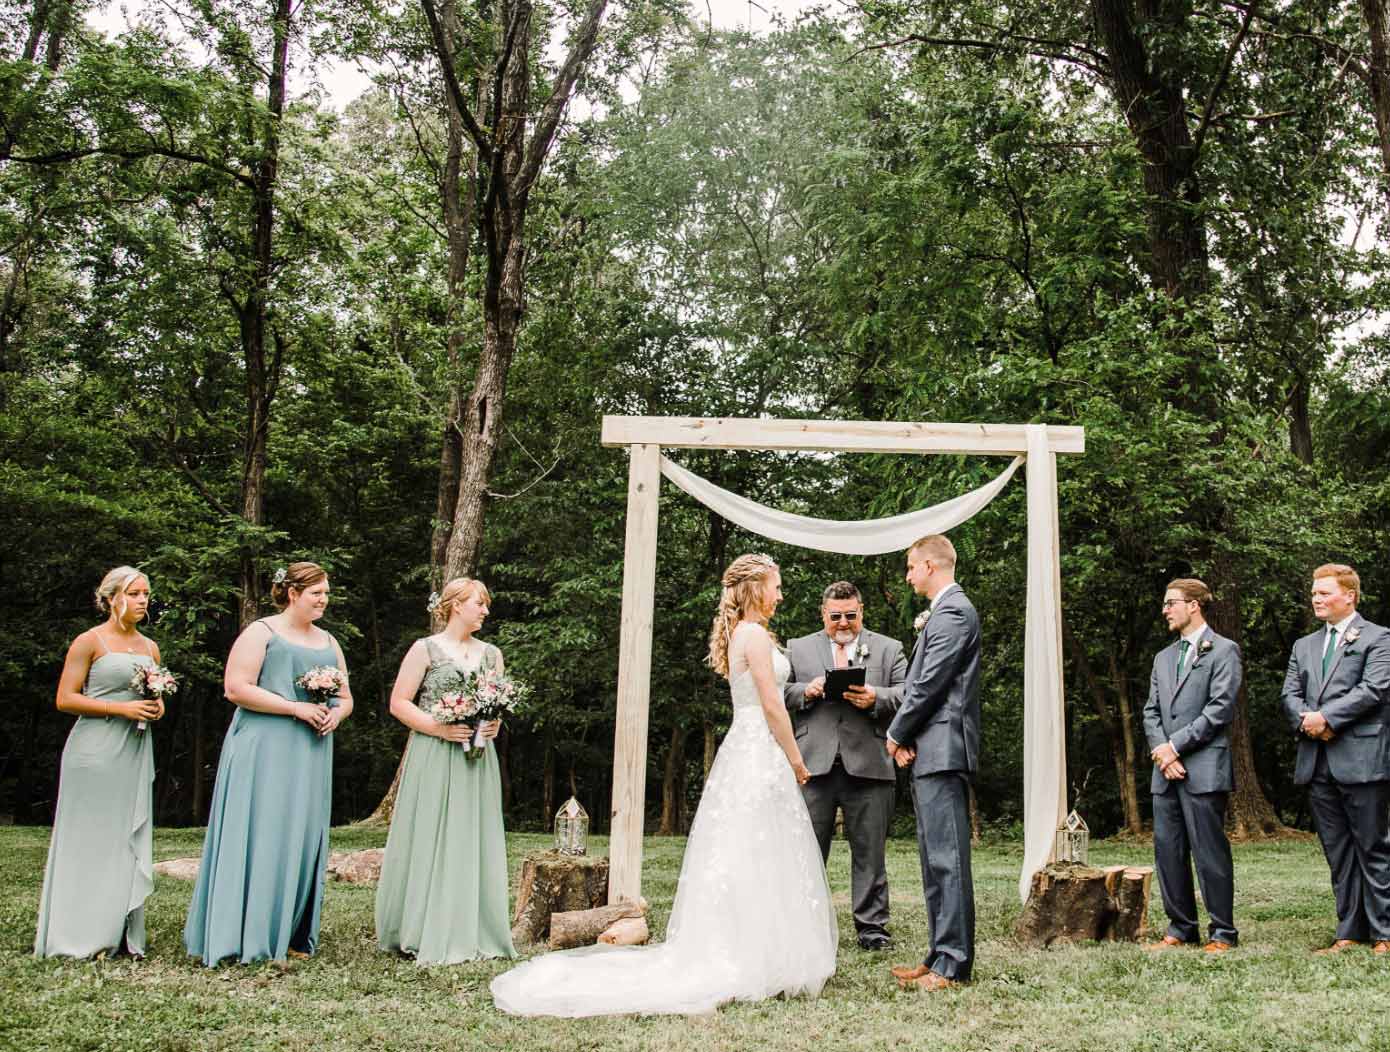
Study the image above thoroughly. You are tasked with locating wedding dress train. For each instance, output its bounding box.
[491,626,837,1016]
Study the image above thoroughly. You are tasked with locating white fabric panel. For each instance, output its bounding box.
[658,454,1024,556]
[1021,424,1068,901]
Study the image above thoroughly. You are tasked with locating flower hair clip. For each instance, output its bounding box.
[272,567,288,585]
[426,591,441,614]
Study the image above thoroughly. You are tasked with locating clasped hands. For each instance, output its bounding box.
[884,738,916,768]
[1299,711,1335,742]
[1151,741,1186,781]
[294,701,345,736]
[435,719,502,745]
[803,675,877,711]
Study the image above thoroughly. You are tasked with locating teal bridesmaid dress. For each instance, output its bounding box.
[184,622,339,965]
[375,639,516,964]
[34,638,155,957]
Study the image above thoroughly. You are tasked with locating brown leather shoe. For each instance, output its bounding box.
[1312,939,1362,956]
[1373,941,1390,956]
[902,970,961,992]
[890,962,930,981]
[1144,935,1190,952]
[1202,941,1234,955]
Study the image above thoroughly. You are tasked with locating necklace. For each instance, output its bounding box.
[433,634,483,667]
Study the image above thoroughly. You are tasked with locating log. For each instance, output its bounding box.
[328,848,384,884]
[548,901,647,950]
[598,916,649,946]
[1015,862,1153,947]
[153,857,200,880]
[511,851,610,947]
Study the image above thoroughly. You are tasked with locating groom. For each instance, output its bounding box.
[784,581,908,951]
[886,533,980,991]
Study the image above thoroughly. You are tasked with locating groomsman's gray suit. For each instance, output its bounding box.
[886,584,980,982]
[1281,614,1390,943]
[784,628,907,940]
[1142,626,1241,945]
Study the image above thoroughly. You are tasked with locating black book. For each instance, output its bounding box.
[823,666,866,704]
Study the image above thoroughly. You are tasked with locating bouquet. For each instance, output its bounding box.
[296,665,347,706]
[428,665,530,755]
[129,663,178,732]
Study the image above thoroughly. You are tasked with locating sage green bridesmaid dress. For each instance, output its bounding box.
[34,636,155,958]
[375,639,516,964]
[183,621,339,965]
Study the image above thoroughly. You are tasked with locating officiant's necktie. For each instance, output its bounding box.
[834,643,848,669]
[1322,627,1338,677]
[1176,640,1190,682]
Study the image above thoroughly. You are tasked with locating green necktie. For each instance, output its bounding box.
[1176,639,1190,681]
[1322,627,1338,677]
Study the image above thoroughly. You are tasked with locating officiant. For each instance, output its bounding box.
[784,581,908,950]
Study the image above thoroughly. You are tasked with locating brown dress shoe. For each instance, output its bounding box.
[1373,941,1390,955]
[890,963,930,981]
[1312,939,1362,955]
[903,970,961,992]
[1144,935,1190,952]
[1202,941,1234,955]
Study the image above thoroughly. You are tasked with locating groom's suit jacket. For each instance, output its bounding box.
[886,585,981,777]
[1141,627,1241,796]
[1281,613,1390,786]
[784,629,907,781]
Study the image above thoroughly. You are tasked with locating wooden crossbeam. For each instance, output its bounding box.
[601,416,1085,456]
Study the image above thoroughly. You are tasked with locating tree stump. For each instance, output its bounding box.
[548,900,647,950]
[511,851,610,947]
[1015,862,1153,947]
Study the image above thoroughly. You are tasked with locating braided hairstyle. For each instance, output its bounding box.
[706,553,779,678]
[431,577,492,631]
[94,565,147,623]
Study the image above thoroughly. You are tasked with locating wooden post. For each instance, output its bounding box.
[607,443,661,904]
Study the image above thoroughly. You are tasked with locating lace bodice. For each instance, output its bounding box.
[728,623,789,710]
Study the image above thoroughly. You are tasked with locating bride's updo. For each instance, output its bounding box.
[706,553,779,678]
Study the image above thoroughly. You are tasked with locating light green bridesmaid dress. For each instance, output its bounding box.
[375,638,516,964]
[34,635,155,958]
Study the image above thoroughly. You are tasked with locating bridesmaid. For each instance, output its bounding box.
[36,566,164,958]
[184,561,353,965]
[375,577,516,964]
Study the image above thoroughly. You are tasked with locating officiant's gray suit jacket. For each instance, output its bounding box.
[1141,628,1240,796]
[784,629,907,781]
[1281,614,1390,786]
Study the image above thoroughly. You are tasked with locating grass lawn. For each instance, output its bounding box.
[1,826,1387,1051]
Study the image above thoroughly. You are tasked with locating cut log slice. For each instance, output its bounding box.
[510,851,610,947]
[549,901,647,950]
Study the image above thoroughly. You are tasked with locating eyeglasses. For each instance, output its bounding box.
[1161,599,1194,609]
[827,611,860,622]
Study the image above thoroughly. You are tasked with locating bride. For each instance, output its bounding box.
[491,553,837,1016]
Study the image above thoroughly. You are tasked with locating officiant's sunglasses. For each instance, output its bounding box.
[827,611,860,622]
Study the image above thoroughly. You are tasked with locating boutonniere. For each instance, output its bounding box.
[1198,639,1213,655]
[913,610,930,633]
[1345,628,1361,645]
[853,641,870,663]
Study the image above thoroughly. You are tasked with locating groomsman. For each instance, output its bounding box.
[1141,578,1241,953]
[1281,564,1390,955]
[886,534,980,991]
[784,581,908,951]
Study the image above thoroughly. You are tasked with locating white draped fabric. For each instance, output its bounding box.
[658,424,1066,901]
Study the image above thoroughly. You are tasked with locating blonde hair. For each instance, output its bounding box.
[270,561,328,609]
[1313,563,1360,604]
[706,553,779,678]
[1166,577,1213,608]
[95,566,147,622]
[910,533,957,572]
[433,576,492,630]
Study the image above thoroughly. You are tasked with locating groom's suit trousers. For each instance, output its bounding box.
[910,771,974,982]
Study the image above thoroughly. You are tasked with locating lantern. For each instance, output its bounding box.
[1055,809,1090,865]
[554,796,589,856]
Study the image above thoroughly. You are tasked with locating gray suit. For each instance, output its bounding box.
[784,628,907,938]
[1281,613,1390,942]
[885,584,980,982]
[1141,626,1240,945]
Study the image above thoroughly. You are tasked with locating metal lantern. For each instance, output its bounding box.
[554,796,589,856]
[1055,809,1090,865]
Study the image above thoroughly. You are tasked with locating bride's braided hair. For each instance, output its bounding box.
[706,553,779,678]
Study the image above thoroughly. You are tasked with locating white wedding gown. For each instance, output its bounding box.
[491,625,837,1016]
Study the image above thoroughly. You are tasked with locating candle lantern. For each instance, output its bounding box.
[1054,809,1090,865]
[554,796,589,856]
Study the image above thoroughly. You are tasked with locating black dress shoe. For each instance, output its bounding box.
[858,932,893,951]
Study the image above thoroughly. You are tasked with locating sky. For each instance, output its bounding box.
[88,0,831,110]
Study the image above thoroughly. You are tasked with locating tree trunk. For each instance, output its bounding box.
[542,738,555,823]
[1361,0,1390,192]
[657,725,684,836]
[1063,620,1143,835]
